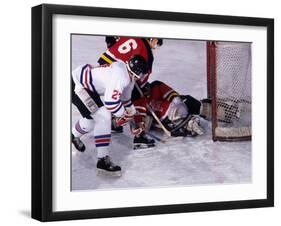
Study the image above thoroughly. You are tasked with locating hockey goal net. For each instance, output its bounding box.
[207,41,252,141]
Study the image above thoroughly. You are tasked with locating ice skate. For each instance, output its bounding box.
[96,156,122,177]
[133,133,155,150]
[72,134,86,152]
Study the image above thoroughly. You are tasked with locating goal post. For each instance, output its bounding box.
[207,41,252,141]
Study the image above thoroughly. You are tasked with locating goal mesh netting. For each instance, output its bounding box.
[207,41,252,141]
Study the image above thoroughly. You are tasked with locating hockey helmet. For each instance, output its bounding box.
[127,55,148,80]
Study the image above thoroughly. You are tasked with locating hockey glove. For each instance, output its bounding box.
[115,111,134,127]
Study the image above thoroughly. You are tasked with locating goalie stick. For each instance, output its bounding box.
[134,82,172,137]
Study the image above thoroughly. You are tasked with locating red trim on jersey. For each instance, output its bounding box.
[84,69,89,90]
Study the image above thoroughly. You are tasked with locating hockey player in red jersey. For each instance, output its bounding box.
[98,36,163,135]
[71,55,149,176]
[98,36,163,91]
[132,80,205,141]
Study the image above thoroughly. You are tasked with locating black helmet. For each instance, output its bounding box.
[127,55,148,79]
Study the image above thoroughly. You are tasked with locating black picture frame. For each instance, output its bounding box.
[31,3,274,222]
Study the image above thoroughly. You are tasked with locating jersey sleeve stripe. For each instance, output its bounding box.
[79,64,95,91]
[89,69,95,92]
[100,54,113,64]
[111,103,124,114]
[105,50,117,61]
[97,57,108,65]
[163,90,179,101]
[104,100,121,105]
[84,68,90,90]
[100,52,116,64]
[79,64,89,86]
[106,102,122,111]
[166,91,179,101]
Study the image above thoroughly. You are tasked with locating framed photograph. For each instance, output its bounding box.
[32,4,274,221]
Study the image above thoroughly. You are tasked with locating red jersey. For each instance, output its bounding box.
[133,81,179,123]
[98,37,154,87]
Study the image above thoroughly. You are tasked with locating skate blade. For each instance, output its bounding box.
[133,143,155,150]
[96,168,122,177]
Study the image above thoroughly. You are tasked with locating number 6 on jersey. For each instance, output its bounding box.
[118,39,138,54]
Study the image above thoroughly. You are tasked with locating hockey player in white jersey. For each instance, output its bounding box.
[72,55,148,176]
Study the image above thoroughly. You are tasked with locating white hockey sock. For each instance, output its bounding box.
[96,147,110,159]
[72,118,94,138]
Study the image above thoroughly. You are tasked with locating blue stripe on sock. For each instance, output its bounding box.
[94,134,111,139]
[96,143,110,147]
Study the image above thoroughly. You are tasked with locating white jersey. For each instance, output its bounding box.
[72,61,134,117]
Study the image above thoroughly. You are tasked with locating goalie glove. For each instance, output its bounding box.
[185,115,204,135]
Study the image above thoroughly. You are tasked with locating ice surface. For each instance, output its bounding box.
[71,35,251,191]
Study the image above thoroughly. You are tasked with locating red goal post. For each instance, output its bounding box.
[207,41,252,141]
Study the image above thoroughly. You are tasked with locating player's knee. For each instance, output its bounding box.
[79,117,95,132]
[93,107,111,123]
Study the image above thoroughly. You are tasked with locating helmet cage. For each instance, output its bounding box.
[126,62,144,80]
[126,55,148,80]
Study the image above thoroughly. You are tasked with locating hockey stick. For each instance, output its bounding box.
[134,82,172,137]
